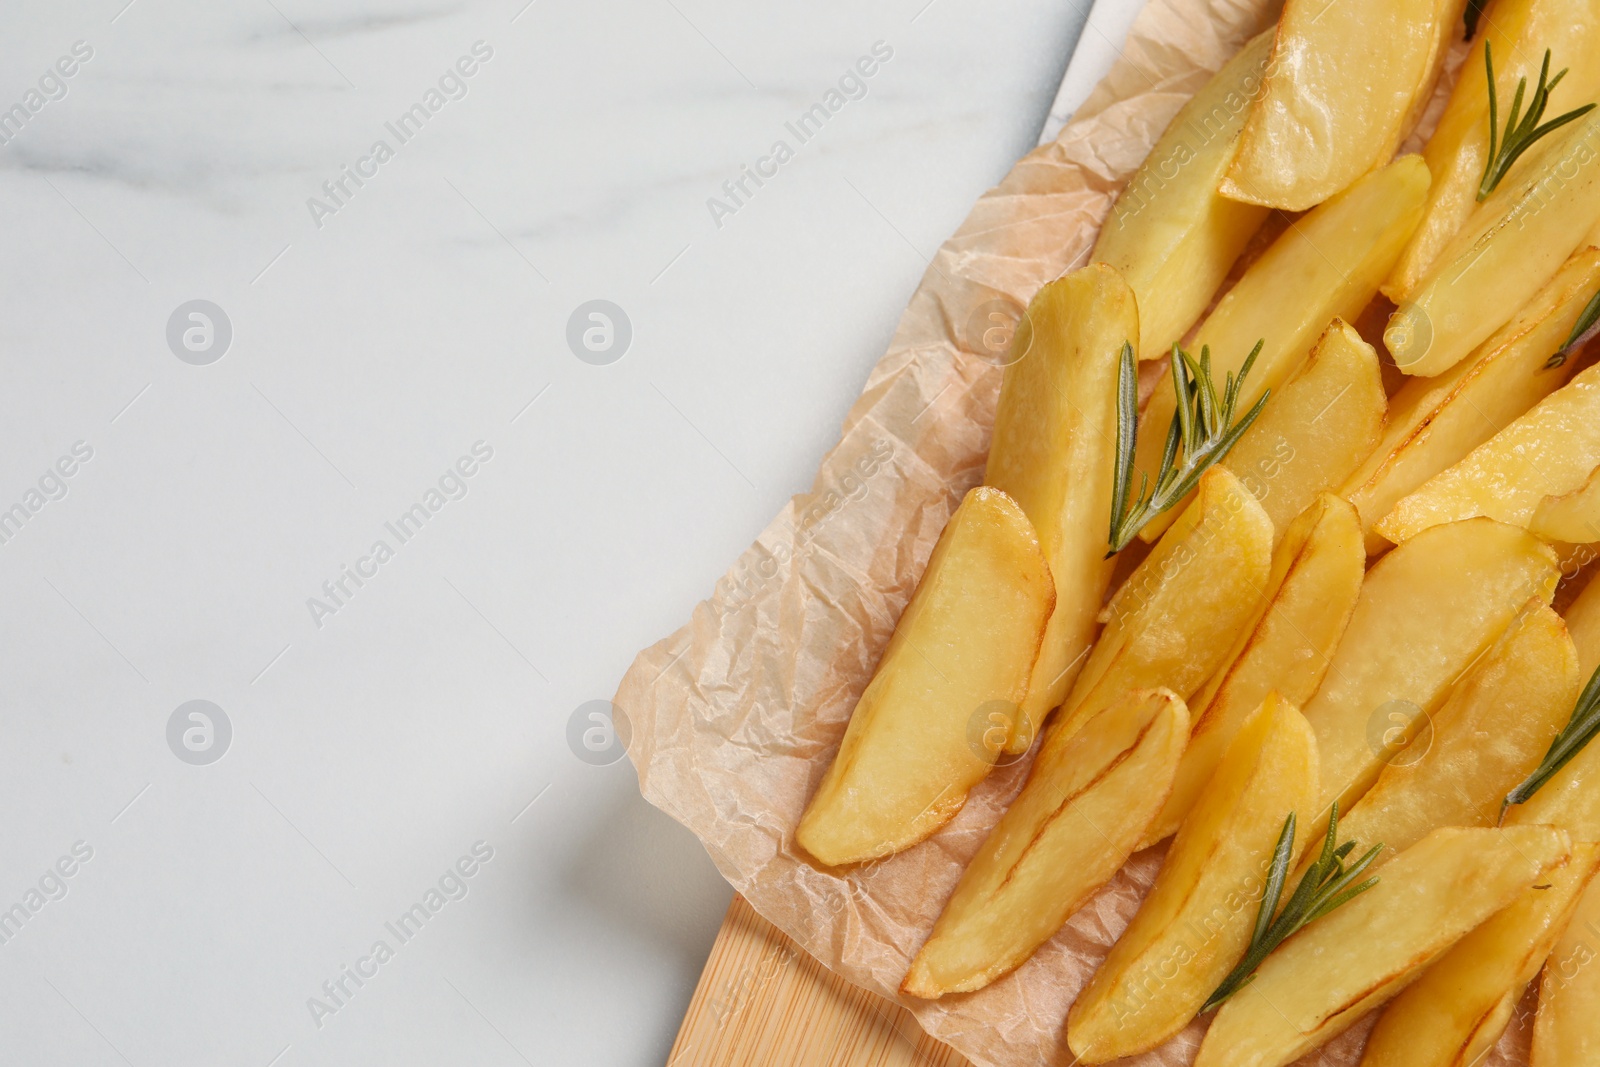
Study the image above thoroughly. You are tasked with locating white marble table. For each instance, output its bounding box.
[0,1,1139,1063]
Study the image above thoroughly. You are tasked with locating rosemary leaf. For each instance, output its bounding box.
[1478,43,1598,201]
[1104,340,1269,555]
[1504,661,1600,814]
[1108,341,1140,544]
[1546,289,1600,369]
[1201,803,1382,1014]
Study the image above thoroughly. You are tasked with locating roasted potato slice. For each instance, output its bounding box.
[1136,157,1429,542]
[1221,320,1385,539]
[1301,518,1559,819]
[1220,0,1457,211]
[1146,494,1362,845]
[1465,542,1600,1067]
[1067,694,1317,1062]
[1532,463,1600,544]
[796,487,1053,866]
[985,265,1134,753]
[1387,112,1600,377]
[901,689,1188,998]
[1193,826,1573,1067]
[1384,0,1600,300]
[1325,600,1578,868]
[1504,576,1600,838]
[1377,362,1600,544]
[1533,866,1600,1066]
[1092,32,1273,362]
[1345,248,1600,552]
[1050,466,1273,745]
[1566,567,1600,677]
[1361,844,1600,1067]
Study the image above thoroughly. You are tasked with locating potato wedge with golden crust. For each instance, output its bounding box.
[796,487,1053,867]
[1067,694,1317,1062]
[1533,463,1600,544]
[1192,826,1573,1067]
[1566,570,1600,678]
[1378,362,1600,544]
[1091,32,1272,362]
[1462,551,1600,1067]
[1145,494,1362,846]
[1219,0,1456,211]
[1504,577,1600,837]
[985,265,1134,754]
[1050,466,1273,746]
[1491,596,1600,1056]
[1533,864,1600,1066]
[1361,844,1600,1067]
[1345,248,1600,553]
[1301,518,1559,820]
[1324,600,1578,868]
[1384,0,1600,301]
[1221,320,1385,540]
[900,689,1188,998]
[1135,157,1429,542]
[1387,112,1600,377]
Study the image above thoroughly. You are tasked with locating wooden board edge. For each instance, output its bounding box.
[667,894,973,1067]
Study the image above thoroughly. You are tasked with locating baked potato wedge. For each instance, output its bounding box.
[985,265,1134,753]
[796,487,1053,866]
[1136,156,1428,542]
[1384,0,1600,300]
[1092,31,1273,362]
[1377,362,1600,544]
[1220,0,1458,211]
[1067,694,1317,1062]
[1494,582,1600,1062]
[1361,843,1600,1067]
[1050,466,1272,745]
[1192,826,1573,1067]
[1323,600,1578,868]
[1301,518,1559,819]
[1533,864,1600,1066]
[1221,319,1385,539]
[901,689,1187,998]
[1146,494,1362,845]
[1344,247,1600,552]
[1504,574,1600,837]
[1387,111,1600,377]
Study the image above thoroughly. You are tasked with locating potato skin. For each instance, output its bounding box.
[1135,155,1428,543]
[1145,493,1361,847]
[900,689,1188,999]
[1068,693,1318,1063]
[1195,827,1571,1067]
[984,264,1134,753]
[796,486,1053,867]
[1300,517,1558,820]
[1222,0,1452,212]
[1387,113,1600,378]
[1344,248,1600,553]
[1092,31,1272,363]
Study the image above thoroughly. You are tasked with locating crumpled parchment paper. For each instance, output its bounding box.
[613,1,1534,1063]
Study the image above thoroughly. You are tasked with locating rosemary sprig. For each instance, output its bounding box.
[1478,43,1597,201]
[1105,340,1269,555]
[1546,289,1600,369]
[1503,662,1600,815]
[1201,804,1382,1013]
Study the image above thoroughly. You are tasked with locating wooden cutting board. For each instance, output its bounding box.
[668,894,971,1067]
